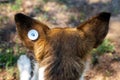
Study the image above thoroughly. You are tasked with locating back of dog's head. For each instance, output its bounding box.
[15,12,111,80]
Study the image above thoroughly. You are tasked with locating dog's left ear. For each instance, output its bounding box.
[15,13,49,50]
[77,12,111,48]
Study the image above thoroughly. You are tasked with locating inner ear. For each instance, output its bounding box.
[77,12,111,48]
[15,13,50,50]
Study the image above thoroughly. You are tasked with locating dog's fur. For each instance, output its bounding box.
[15,12,111,80]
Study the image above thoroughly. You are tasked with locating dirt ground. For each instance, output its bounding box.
[0,0,120,80]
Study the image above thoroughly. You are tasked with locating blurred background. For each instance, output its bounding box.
[0,0,120,80]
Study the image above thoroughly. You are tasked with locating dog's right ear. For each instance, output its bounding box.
[77,12,111,48]
[15,13,50,50]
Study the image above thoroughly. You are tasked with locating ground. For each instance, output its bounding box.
[0,0,120,80]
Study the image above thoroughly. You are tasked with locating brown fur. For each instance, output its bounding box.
[15,12,111,80]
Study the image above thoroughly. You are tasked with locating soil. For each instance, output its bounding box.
[0,0,120,80]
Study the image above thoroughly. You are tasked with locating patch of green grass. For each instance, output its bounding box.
[0,42,25,79]
[91,39,115,65]
[0,43,25,69]
[11,0,22,11]
[92,39,115,55]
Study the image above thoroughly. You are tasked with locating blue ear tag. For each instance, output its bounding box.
[27,29,39,40]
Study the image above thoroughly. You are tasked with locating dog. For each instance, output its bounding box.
[15,12,111,80]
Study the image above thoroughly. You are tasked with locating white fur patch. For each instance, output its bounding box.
[17,55,46,80]
[20,70,31,80]
[38,67,46,80]
[17,55,31,80]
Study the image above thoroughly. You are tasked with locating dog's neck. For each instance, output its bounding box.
[34,29,91,80]
[38,61,90,80]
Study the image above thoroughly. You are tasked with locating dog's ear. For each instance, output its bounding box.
[77,12,111,48]
[15,13,49,50]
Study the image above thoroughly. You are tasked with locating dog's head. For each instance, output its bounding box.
[15,12,111,79]
[15,12,110,62]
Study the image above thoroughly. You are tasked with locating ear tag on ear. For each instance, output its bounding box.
[27,29,39,40]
